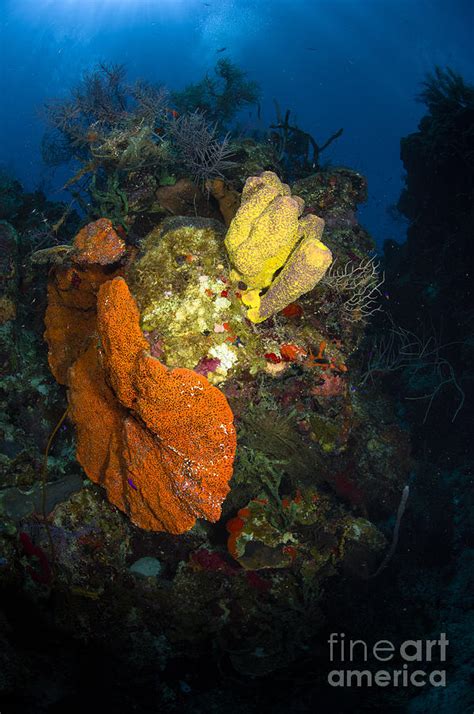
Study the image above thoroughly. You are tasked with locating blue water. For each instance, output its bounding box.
[1,0,473,248]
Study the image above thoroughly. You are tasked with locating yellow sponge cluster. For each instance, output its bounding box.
[225,172,303,289]
[225,172,332,323]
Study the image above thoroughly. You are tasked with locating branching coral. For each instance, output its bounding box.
[89,122,171,172]
[417,66,474,116]
[42,63,245,226]
[321,256,385,323]
[270,101,343,178]
[172,58,260,128]
[44,63,170,155]
[73,62,128,123]
[42,64,173,227]
[359,317,465,423]
[168,110,235,184]
[128,81,171,125]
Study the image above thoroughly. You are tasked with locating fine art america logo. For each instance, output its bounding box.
[327,633,449,688]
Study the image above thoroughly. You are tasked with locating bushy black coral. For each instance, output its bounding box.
[168,111,235,184]
[417,66,474,116]
[172,59,260,128]
[43,63,170,167]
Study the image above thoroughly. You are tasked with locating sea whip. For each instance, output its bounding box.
[370,484,410,579]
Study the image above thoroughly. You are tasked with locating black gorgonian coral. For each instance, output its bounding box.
[168,110,236,184]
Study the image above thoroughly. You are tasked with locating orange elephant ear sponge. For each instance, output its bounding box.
[69,276,237,533]
[44,218,127,385]
[72,218,126,266]
[96,274,149,408]
[44,265,112,384]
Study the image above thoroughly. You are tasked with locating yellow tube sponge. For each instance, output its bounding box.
[246,215,332,323]
[225,173,283,253]
[225,172,332,322]
[225,172,304,289]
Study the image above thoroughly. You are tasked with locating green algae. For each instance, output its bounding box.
[309,413,342,454]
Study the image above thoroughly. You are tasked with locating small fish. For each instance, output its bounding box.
[216,47,227,53]
[306,47,318,52]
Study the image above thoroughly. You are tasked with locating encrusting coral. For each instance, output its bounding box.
[225,171,332,322]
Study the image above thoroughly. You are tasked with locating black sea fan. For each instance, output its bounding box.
[168,110,235,184]
[417,66,474,115]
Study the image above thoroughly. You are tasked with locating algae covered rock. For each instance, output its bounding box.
[225,139,282,188]
[0,222,19,326]
[127,214,345,385]
[292,167,368,217]
[226,488,386,577]
[292,167,374,264]
[129,556,162,578]
[128,216,264,383]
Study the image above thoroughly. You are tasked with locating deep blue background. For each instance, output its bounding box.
[1,0,473,247]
